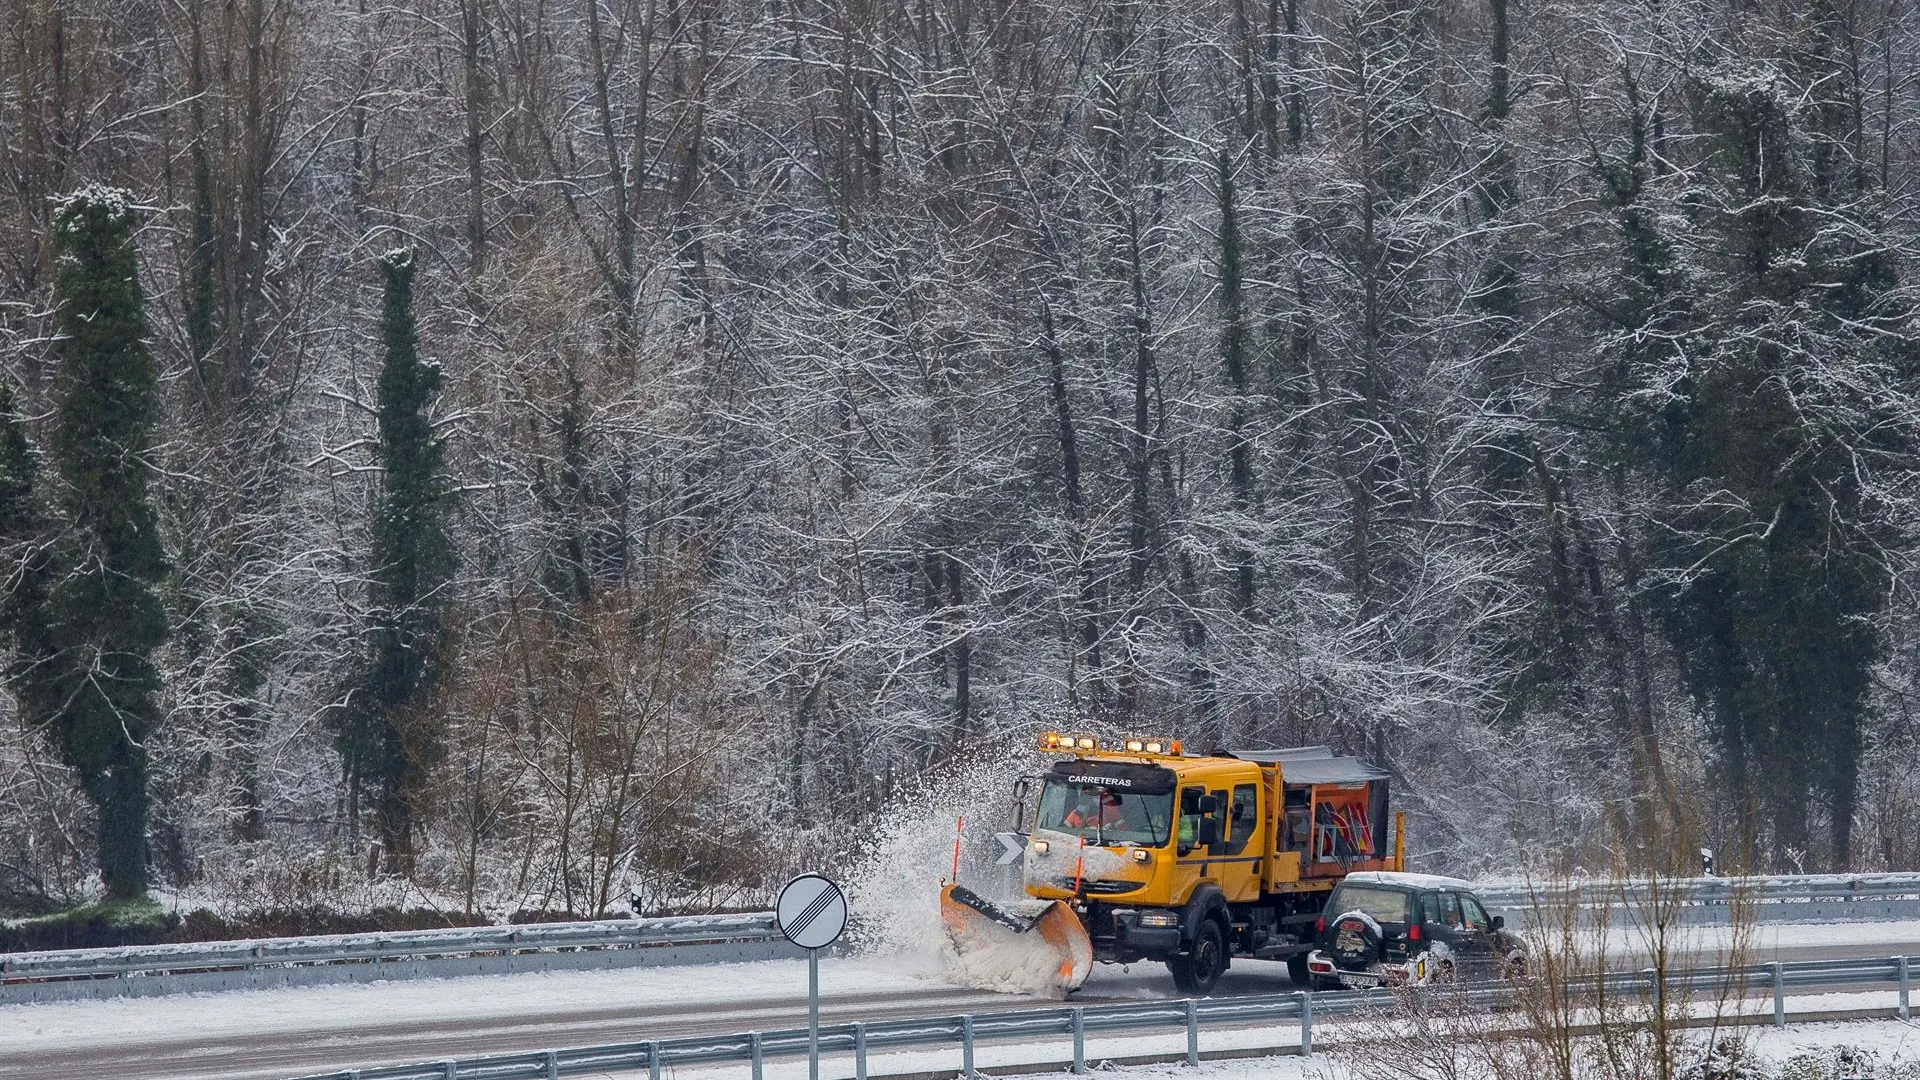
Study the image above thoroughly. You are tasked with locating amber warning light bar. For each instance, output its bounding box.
[1037,731,1182,756]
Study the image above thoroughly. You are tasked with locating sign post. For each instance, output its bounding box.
[777,873,849,1080]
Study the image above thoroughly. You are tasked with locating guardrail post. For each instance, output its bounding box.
[1297,991,1313,1057]
[1900,957,1910,1021]
[853,1021,868,1080]
[1644,969,1659,1013]
[441,1060,457,1080]
[962,1013,975,1078]
[1071,1006,1086,1075]
[751,1030,764,1080]
[647,1040,662,1080]
[1770,962,1784,1028]
[1185,998,1199,1066]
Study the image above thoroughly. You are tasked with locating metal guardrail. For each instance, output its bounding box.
[0,912,781,986]
[283,952,1920,1080]
[1475,873,1920,909]
[7,872,1920,1001]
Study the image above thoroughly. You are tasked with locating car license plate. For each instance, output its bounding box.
[1340,971,1381,988]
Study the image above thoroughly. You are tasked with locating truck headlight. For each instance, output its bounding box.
[1137,911,1180,928]
[1031,839,1050,855]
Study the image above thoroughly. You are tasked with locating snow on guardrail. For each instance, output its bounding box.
[1474,872,1920,908]
[0,911,782,990]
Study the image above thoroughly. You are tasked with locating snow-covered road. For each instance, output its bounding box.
[5,920,1920,1080]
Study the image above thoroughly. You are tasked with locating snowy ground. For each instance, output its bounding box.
[1592,918,1920,960]
[0,955,949,1054]
[8,915,1919,1057]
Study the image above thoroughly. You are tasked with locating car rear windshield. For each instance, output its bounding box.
[1329,885,1412,924]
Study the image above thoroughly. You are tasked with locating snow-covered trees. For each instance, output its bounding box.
[3,0,1920,908]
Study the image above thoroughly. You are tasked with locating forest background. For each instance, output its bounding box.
[3,0,1920,923]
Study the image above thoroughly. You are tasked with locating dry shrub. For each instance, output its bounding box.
[430,559,744,917]
[1327,863,1760,1080]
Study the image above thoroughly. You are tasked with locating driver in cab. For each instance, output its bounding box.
[1065,788,1126,830]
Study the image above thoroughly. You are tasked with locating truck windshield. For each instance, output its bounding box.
[1036,779,1173,846]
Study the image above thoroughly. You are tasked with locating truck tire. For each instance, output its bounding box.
[1167,918,1227,996]
[1287,953,1310,987]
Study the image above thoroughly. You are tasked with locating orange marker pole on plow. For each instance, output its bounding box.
[950,816,964,883]
[1072,836,1086,895]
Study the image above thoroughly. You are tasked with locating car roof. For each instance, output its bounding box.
[1338,871,1476,891]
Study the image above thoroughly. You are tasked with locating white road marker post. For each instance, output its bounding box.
[1899,955,1911,1020]
[777,873,850,1080]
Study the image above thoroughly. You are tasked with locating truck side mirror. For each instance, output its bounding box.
[1197,817,1221,847]
[1491,914,1505,930]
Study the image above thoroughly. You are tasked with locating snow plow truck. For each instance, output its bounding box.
[940,732,1404,996]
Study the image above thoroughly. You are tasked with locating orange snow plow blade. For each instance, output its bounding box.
[940,883,1093,994]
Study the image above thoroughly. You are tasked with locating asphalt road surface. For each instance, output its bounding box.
[4,936,1913,1080]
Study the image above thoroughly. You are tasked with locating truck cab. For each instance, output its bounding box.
[1019,734,1402,994]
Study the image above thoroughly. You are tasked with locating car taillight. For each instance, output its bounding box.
[1408,923,1422,942]
[1315,915,1325,933]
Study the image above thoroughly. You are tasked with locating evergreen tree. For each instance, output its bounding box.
[9,188,171,900]
[0,382,34,545]
[0,381,50,664]
[1646,50,1915,870]
[1216,148,1257,615]
[340,248,454,874]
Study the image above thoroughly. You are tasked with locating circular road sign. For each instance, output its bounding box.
[776,873,848,950]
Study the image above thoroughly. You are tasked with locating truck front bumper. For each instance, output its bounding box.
[1096,909,1182,963]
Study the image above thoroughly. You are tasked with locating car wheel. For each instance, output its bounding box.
[1326,911,1384,971]
[1503,950,1527,980]
[1431,958,1457,984]
[1167,918,1227,996]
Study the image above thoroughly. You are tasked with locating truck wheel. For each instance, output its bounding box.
[1167,918,1227,996]
[1287,954,1310,987]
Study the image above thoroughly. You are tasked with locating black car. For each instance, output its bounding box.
[1304,872,1526,989]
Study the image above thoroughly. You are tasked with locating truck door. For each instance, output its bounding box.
[1219,782,1261,901]
[1170,786,1209,901]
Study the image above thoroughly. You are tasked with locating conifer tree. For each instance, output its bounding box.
[340,248,454,874]
[1645,52,1915,869]
[0,382,34,547]
[0,381,49,662]
[10,188,170,899]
